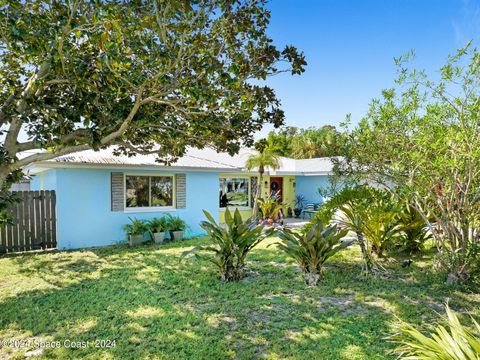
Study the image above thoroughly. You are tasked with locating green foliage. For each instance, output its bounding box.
[0,0,306,222]
[123,217,148,236]
[338,45,480,281]
[392,304,480,360]
[266,125,346,159]
[257,198,283,221]
[245,144,282,216]
[277,222,351,286]
[396,205,433,253]
[294,194,306,210]
[147,217,168,233]
[0,237,479,358]
[182,209,272,282]
[166,215,187,232]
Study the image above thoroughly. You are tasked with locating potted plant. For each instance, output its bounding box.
[166,214,187,241]
[148,216,168,244]
[123,217,148,246]
[294,195,305,218]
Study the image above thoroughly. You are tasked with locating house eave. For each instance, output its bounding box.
[24,161,243,174]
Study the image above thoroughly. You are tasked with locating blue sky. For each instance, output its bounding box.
[258,0,480,136]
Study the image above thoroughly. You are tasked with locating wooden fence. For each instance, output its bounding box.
[0,191,57,254]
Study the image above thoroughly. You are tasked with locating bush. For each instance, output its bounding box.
[182,209,273,282]
[147,217,168,233]
[257,198,283,222]
[166,214,187,231]
[277,222,352,286]
[122,217,148,236]
[396,204,432,253]
[391,304,480,359]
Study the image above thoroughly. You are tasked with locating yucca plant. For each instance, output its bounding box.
[182,209,274,282]
[391,304,480,359]
[276,222,352,286]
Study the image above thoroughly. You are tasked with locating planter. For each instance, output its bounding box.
[294,208,302,218]
[170,230,184,241]
[152,232,165,244]
[129,234,144,246]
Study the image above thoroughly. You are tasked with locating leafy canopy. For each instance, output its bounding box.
[0,0,305,192]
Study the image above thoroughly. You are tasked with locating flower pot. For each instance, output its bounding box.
[129,234,144,246]
[170,230,184,241]
[294,208,302,218]
[153,232,165,244]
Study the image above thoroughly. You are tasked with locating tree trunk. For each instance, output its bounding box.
[304,271,321,286]
[252,167,264,218]
[356,231,376,274]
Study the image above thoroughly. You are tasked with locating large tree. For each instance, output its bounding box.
[338,46,480,282]
[0,0,305,215]
[266,125,345,159]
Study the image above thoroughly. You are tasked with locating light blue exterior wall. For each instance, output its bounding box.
[32,168,219,250]
[295,175,331,204]
[30,169,57,191]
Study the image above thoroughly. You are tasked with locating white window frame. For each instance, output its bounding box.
[124,174,176,212]
[219,176,251,211]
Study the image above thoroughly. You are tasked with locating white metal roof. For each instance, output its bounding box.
[26,146,334,175]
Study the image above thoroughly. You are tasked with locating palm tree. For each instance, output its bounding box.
[245,145,281,217]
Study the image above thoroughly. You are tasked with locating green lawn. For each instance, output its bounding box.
[0,238,478,359]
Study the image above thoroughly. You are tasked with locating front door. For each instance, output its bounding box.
[269,177,283,203]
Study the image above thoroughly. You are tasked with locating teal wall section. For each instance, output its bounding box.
[32,168,218,250]
[295,175,330,204]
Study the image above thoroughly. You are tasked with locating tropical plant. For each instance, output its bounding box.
[294,194,306,210]
[337,202,379,274]
[182,209,273,282]
[337,45,480,282]
[123,217,148,236]
[166,215,187,232]
[258,198,283,222]
[396,204,433,253]
[391,304,480,359]
[276,222,351,286]
[0,0,306,227]
[147,217,168,233]
[362,195,403,258]
[245,142,281,216]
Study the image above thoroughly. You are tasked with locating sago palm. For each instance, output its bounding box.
[245,145,281,216]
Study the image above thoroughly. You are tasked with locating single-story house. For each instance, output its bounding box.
[25,147,333,249]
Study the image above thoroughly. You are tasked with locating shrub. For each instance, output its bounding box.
[391,304,480,359]
[147,217,168,233]
[396,204,432,253]
[166,214,187,231]
[277,222,352,286]
[182,209,273,282]
[123,217,148,236]
[257,198,283,221]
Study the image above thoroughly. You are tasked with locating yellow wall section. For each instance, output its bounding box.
[218,173,296,222]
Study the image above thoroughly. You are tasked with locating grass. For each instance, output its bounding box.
[0,237,479,359]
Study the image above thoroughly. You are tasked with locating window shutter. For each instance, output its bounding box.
[111,172,124,211]
[175,174,186,208]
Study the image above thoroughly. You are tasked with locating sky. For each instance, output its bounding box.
[257,0,480,136]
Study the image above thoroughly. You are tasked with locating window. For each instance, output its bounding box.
[126,175,174,208]
[219,177,250,208]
